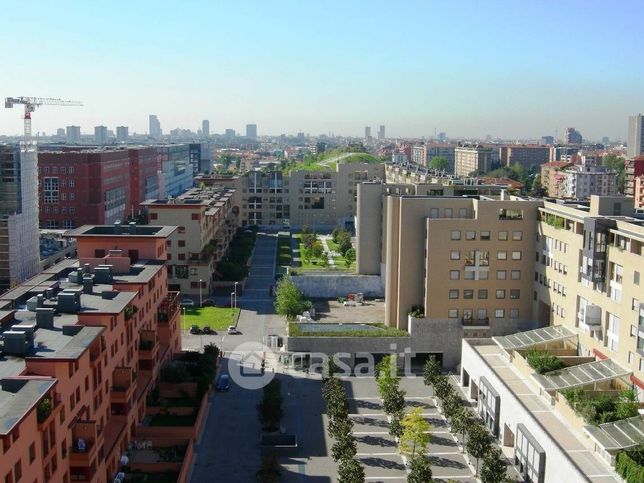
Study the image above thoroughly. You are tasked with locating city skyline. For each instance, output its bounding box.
[1,0,643,139]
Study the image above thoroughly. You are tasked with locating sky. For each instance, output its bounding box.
[1,0,643,140]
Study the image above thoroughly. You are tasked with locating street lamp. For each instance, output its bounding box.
[233,281,239,312]
[182,307,186,332]
[230,291,235,326]
[199,279,203,308]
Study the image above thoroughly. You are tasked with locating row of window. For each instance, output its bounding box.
[450,269,521,280]
[40,166,75,174]
[450,230,523,241]
[449,289,520,299]
[448,308,520,319]
[452,250,522,261]
[41,206,76,214]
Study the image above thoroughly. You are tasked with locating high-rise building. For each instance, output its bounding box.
[202,120,210,138]
[116,126,129,143]
[94,125,108,144]
[246,123,257,139]
[627,114,644,159]
[225,128,236,138]
[66,125,81,143]
[56,128,65,138]
[378,125,385,140]
[0,143,41,290]
[564,127,583,144]
[149,114,162,138]
[454,145,493,176]
[364,126,371,141]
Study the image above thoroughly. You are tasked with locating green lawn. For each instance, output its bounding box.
[181,306,240,330]
[326,238,355,270]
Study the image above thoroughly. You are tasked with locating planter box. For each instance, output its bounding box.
[260,434,298,456]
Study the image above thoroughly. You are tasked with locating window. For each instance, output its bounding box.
[178,240,186,247]
[511,270,521,280]
[445,208,453,217]
[459,208,467,218]
[479,271,489,280]
[498,231,508,240]
[496,289,506,299]
[43,177,59,203]
[496,270,506,280]
[450,251,460,260]
[150,213,158,220]
[451,230,461,240]
[607,313,620,352]
[69,179,74,187]
[478,289,488,299]
[512,231,523,241]
[497,251,507,260]
[510,309,519,319]
[495,309,505,318]
[635,271,640,285]
[466,231,476,240]
[191,213,200,220]
[499,208,523,220]
[480,231,490,240]
[178,226,186,233]
[511,251,522,260]
[510,289,520,299]
[448,309,458,318]
[13,460,21,482]
[29,443,35,463]
[449,270,460,280]
[430,208,439,218]
[464,271,475,280]
[464,289,474,299]
[178,253,186,260]
[633,298,639,311]
[449,289,459,299]
[477,308,488,319]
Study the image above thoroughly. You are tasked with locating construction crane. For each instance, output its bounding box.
[4,96,83,139]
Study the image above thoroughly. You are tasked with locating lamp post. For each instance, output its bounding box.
[182,307,186,332]
[233,281,239,312]
[199,279,203,308]
[230,291,235,326]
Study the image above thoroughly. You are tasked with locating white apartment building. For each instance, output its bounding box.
[562,164,617,199]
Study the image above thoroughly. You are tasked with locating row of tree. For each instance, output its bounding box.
[322,366,366,482]
[376,356,433,482]
[423,357,508,482]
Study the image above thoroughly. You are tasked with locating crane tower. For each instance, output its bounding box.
[5,96,83,138]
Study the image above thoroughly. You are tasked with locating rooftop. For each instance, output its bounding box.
[0,379,56,435]
[585,416,644,452]
[65,224,177,238]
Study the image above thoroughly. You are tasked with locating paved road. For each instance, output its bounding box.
[189,233,286,482]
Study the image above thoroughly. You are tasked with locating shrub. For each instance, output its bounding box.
[525,349,565,374]
[615,446,644,483]
[562,388,639,425]
[409,305,425,318]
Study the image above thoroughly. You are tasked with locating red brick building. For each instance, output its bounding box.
[127,147,160,216]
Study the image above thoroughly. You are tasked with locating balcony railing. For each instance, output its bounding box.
[157,291,180,323]
[461,317,490,327]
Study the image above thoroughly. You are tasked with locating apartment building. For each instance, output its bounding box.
[540,161,572,198]
[635,176,644,208]
[142,185,238,295]
[499,144,550,168]
[561,164,617,199]
[0,223,181,483]
[236,162,384,229]
[411,145,426,166]
[156,145,193,197]
[459,196,644,483]
[454,145,493,176]
[0,143,41,290]
[624,156,644,197]
[410,144,456,171]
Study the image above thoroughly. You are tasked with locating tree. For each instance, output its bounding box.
[256,454,281,483]
[311,240,324,259]
[389,411,403,440]
[603,154,625,193]
[433,375,454,402]
[408,455,433,483]
[376,355,397,382]
[337,458,365,483]
[466,423,492,476]
[449,406,476,450]
[530,174,545,196]
[429,156,449,172]
[274,276,308,320]
[440,391,462,419]
[382,385,406,416]
[343,248,356,268]
[328,413,353,440]
[336,230,353,256]
[331,432,357,462]
[423,356,441,387]
[399,408,431,458]
[480,447,507,483]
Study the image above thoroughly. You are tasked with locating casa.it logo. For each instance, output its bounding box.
[227,341,276,390]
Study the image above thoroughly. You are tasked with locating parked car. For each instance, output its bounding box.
[190,325,201,335]
[202,298,216,307]
[180,298,195,307]
[216,374,231,391]
[202,326,214,335]
[227,326,241,335]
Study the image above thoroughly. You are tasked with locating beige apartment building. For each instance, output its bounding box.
[238,162,385,229]
[454,145,494,176]
[141,185,238,296]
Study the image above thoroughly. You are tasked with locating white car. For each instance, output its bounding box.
[180,298,195,307]
[227,326,241,334]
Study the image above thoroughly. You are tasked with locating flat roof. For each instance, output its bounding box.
[0,379,56,435]
[493,325,576,351]
[65,225,177,238]
[532,359,631,392]
[584,416,644,452]
[468,342,620,482]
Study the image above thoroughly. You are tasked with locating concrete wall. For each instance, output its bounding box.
[291,274,384,298]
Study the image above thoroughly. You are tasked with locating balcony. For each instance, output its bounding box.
[111,367,136,404]
[461,317,490,327]
[69,420,101,466]
[157,291,180,324]
[139,330,159,370]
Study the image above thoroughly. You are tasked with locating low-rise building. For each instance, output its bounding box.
[624,156,644,197]
[499,144,550,168]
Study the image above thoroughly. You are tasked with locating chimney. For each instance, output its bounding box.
[128,222,137,235]
[36,308,55,329]
[83,263,91,274]
[114,220,122,234]
[82,275,94,295]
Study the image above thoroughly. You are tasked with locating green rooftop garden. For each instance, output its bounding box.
[561,387,639,425]
[525,349,566,374]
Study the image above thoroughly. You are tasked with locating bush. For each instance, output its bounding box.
[525,349,565,374]
[409,305,425,318]
[616,446,644,483]
[562,388,639,425]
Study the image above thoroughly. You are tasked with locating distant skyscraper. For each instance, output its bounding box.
[246,124,257,139]
[627,114,644,158]
[149,115,162,138]
[66,125,81,143]
[225,129,236,138]
[0,143,40,290]
[94,125,108,145]
[541,135,555,145]
[378,125,385,140]
[202,120,210,138]
[565,127,582,145]
[601,136,610,145]
[116,126,129,143]
[56,128,65,138]
[364,126,371,140]
[437,132,447,142]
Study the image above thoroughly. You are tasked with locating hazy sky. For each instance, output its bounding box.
[1,0,643,139]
